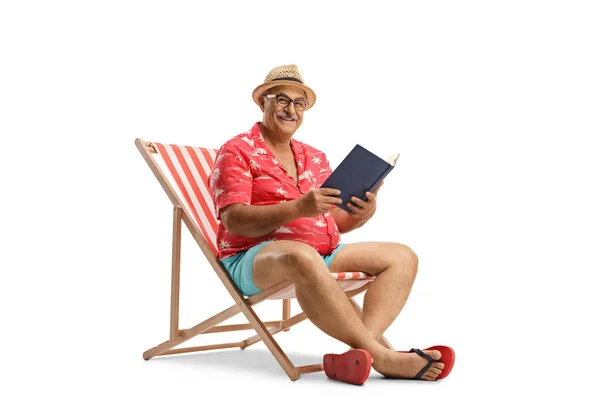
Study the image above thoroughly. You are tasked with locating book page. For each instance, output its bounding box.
[387,153,400,166]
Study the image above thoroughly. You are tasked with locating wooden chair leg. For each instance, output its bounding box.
[170,206,182,341]
[282,299,291,332]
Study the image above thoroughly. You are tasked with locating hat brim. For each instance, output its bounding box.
[252,81,316,110]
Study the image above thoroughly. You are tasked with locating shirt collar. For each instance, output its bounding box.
[250,121,304,158]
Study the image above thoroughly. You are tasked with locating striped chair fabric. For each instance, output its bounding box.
[152,142,374,299]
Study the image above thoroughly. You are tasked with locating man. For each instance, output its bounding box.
[209,65,453,383]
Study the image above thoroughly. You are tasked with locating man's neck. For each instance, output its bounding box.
[259,123,293,154]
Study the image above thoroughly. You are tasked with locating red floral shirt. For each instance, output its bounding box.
[209,122,341,259]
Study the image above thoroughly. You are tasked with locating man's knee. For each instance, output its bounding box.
[253,241,324,289]
[279,242,327,283]
[264,241,328,283]
[393,243,419,278]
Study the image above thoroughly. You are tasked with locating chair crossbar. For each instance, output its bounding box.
[242,311,308,348]
[162,342,245,356]
[198,321,281,334]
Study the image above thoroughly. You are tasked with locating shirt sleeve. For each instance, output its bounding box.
[208,143,252,219]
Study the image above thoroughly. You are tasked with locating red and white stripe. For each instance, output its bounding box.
[331,272,371,280]
[154,143,219,255]
[152,142,375,299]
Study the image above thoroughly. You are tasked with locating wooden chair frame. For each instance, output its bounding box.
[135,138,393,381]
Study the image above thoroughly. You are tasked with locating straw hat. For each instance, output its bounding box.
[252,64,317,110]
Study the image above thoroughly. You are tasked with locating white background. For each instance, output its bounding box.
[1,1,599,398]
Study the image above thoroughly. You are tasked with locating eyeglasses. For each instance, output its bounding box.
[264,94,309,111]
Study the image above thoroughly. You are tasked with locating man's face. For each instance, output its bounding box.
[261,85,307,137]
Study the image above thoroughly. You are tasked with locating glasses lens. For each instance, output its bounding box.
[276,96,291,107]
[293,100,307,111]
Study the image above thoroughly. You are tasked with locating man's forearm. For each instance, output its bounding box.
[223,200,302,237]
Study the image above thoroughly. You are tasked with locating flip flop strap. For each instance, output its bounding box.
[410,348,435,380]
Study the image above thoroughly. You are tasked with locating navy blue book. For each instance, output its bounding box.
[321,144,399,213]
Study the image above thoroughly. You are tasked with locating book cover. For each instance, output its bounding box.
[321,144,399,213]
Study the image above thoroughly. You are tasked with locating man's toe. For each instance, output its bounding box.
[423,372,437,380]
[425,349,442,360]
[430,366,443,374]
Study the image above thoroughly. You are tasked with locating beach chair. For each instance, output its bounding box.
[134,138,394,381]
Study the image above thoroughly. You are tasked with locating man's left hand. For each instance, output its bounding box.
[346,182,383,219]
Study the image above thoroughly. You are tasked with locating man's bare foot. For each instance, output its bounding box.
[372,349,445,380]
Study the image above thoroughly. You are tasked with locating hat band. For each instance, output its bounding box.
[271,77,303,84]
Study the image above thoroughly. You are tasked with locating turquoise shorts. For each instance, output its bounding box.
[220,241,346,297]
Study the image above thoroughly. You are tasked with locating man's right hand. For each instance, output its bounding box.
[295,188,343,218]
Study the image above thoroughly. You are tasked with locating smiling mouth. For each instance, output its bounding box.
[279,116,296,122]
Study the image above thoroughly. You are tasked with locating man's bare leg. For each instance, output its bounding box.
[328,242,418,341]
[252,240,444,380]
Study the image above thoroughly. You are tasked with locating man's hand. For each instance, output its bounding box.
[295,188,343,218]
[345,181,383,219]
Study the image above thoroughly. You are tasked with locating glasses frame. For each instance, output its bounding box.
[264,94,309,111]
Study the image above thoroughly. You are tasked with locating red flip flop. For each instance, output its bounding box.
[323,349,372,385]
[399,345,455,380]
